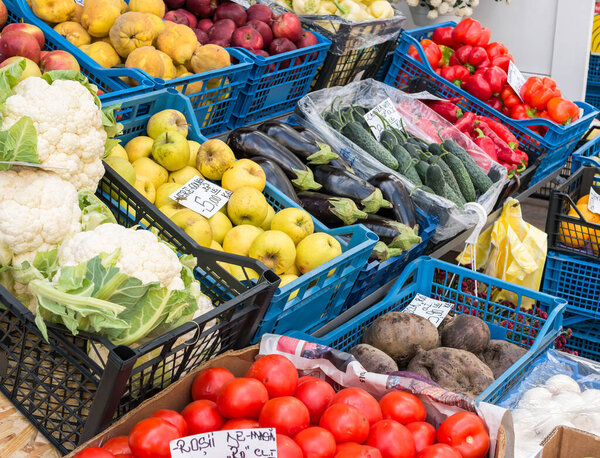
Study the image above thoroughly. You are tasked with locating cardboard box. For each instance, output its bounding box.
[535,425,600,458]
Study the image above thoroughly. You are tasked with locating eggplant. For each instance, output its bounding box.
[227,128,321,191]
[313,165,390,214]
[297,191,367,227]
[368,173,417,227]
[361,214,421,249]
[328,155,355,173]
[250,157,301,205]
[297,128,324,144]
[258,121,338,165]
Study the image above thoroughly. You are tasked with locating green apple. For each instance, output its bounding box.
[104,156,135,185]
[168,166,202,184]
[106,143,128,160]
[221,158,266,192]
[261,205,275,231]
[226,186,268,226]
[249,230,296,275]
[222,224,264,257]
[296,232,342,275]
[133,176,156,203]
[270,208,314,245]
[125,136,154,162]
[208,211,233,244]
[155,182,182,209]
[152,131,190,171]
[171,209,212,247]
[132,157,168,190]
[146,109,188,139]
[188,140,201,167]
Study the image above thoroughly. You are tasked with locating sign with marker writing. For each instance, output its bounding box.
[364,98,403,140]
[507,61,527,101]
[588,186,600,215]
[169,176,232,218]
[170,428,277,458]
[74,0,84,5]
[404,293,453,327]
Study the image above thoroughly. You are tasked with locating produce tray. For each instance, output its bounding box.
[571,133,600,172]
[384,22,599,187]
[562,315,600,363]
[10,0,252,136]
[588,53,600,86]
[6,0,153,100]
[341,209,437,311]
[585,84,600,118]
[229,32,331,128]
[289,256,567,405]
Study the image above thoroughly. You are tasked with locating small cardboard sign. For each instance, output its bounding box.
[507,61,527,101]
[169,176,232,218]
[170,428,277,458]
[364,98,403,140]
[403,293,453,327]
[588,187,600,215]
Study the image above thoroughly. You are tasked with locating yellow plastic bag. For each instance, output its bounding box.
[458,198,547,309]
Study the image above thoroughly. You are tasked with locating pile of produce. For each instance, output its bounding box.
[410,18,580,128]
[558,192,600,253]
[349,311,530,398]
[272,0,395,20]
[74,354,491,458]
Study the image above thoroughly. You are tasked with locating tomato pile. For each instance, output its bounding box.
[74,355,491,458]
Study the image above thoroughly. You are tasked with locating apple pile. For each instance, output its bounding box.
[105,108,342,288]
[165,0,319,58]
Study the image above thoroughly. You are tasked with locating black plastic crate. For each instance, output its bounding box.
[0,165,279,454]
[532,158,573,199]
[545,166,600,262]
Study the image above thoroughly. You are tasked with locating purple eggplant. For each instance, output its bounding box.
[362,214,421,249]
[368,173,417,227]
[297,191,367,227]
[250,157,301,205]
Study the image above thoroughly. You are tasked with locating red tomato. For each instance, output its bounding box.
[277,433,304,458]
[336,442,363,453]
[102,436,131,455]
[191,367,235,402]
[366,420,416,458]
[246,354,299,397]
[294,426,337,458]
[330,388,383,426]
[335,445,383,458]
[320,403,370,444]
[182,400,225,434]
[405,422,436,453]
[217,377,269,419]
[259,396,310,436]
[437,412,490,458]
[152,409,189,437]
[128,418,180,458]
[298,375,322,386]
[75,448,115,458]
[221,418,260,430]
[380,392,426,425]
[295,379,336,424]
[416,444,462,458]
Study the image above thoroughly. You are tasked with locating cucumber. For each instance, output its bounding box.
[428,143,443,156]
[442,152,476,202]
[403,143,425,160]
[380,130,399,152]
[415,160,429,182]
[427,155,465,204]
[407,137,430,150]
[426,164,464,207]
[342,121,399,170]
[324,111,345,131]
[392,145,422,186]
[442,140,493,194]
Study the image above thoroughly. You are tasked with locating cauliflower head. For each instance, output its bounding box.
[58,223,185,290]
[2,78,107,192]
[0,168,81,267]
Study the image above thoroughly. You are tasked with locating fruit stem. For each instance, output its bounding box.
[329,197,367,225]
[306,142,339,165]
[291,168,322,191]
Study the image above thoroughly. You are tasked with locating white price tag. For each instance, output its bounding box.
[170,428,277,458]
[169,176,232,218]
[364,98,403,141]
[507,61,527,101]
[588,187,600,215]
[74,0,84,5]
[403,293,453,327]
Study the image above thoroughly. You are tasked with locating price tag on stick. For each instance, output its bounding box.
[364,98,403,141]
[170,428,277,458]
[169,176,232,219]
[507,61,527,101]
[404,293,453,328]
[588,186,600,215]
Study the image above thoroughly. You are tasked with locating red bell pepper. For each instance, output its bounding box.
[490,55,513,73]
[510,103,537,120]
[408,39,442,69]
[424,100,464,123]
[520,77,561,111]
[547,97,580,125]
[473,128,498,161]
[431,26,457,48]
[439,65,471,88]
[486,42,509,60]
[464,67,507,101]
[452,18,486,47]
[476,116,519,150]
[438,45,454,67]
[486,96,503,112]
[476,27,491,47]
[499,85,521,111]
[449,45,490,73]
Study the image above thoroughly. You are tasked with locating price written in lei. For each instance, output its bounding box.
[507,61,527,101]
[364,98,403,141]
[404,293,453,327]
[170,428,277,458]
[588,186,600,215]
[169,176,232,219]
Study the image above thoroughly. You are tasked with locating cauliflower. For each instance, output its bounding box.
[0,168,81,267]
[2,77,107,191]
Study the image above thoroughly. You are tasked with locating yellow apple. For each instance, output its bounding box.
[261,205,275,231]
[132,157,168,190]
[168,166,201,184]
[188,140,201,167]
[159,202,185,218]
[152,131,190,171]
[104,156,135,185]
[296,232,342,275]
[228,265,259,282]
[134,176,156,203]
[210,240,231,274]
[196,139,235,181]
[208,212,233,244]
[125,136,154,162]
[155,182,182,208]
[249,230,296,275]
[146,109,188,139]
[284,263,301,276]
[279,274,299,299]
[222,225,263,257]
[221,159,266,192]
[171,209,212,247]
[106,143,128,160]
[227,186,268,227]
[270,208,314,245]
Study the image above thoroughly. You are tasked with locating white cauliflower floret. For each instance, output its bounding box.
[58,223,184,290]
[0,168,81,266]
[2,78,107,192]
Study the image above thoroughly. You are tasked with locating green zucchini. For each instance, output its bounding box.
[442,152,476,202]
[426,155,465,204]
[342,121,399,170]
[442,140,493,194]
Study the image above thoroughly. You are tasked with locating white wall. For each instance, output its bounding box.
[396,0,595,100]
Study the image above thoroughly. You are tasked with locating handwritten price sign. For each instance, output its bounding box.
[170,428,277,458]
[404,293,453,327]
[364,98,403,141]
[169,176,232,218]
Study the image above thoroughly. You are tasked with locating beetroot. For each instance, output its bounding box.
[246,4,273,24]
[214,2,247,27]
[247,19,273,49]
[441,314,490,354]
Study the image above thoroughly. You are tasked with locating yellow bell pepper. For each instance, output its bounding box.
[368,0,394,18]
[334,0,370,20]
[293,0,321,15]
[317,0,337,14]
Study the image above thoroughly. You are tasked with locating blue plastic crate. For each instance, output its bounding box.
[342,209,437,311]
[585,83,600,119]
[384,22,599,187]
[570,133,600,173]
[588,54,600,85]
[230,32,331,127]
[289,256,567,404]
[563,317,600,362]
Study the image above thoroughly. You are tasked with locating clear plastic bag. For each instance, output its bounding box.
[294,79,508,242]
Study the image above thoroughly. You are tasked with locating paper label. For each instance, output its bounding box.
[409,91,446,102]
[364,98,403,140]
[170,428,277,458]
[588,187,600,215]
[403,293,453,327]
[507,61,527,101]
[169,176,232,218]
[74,0,84,5]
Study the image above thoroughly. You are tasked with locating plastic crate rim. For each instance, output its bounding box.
[236,30,332,64]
